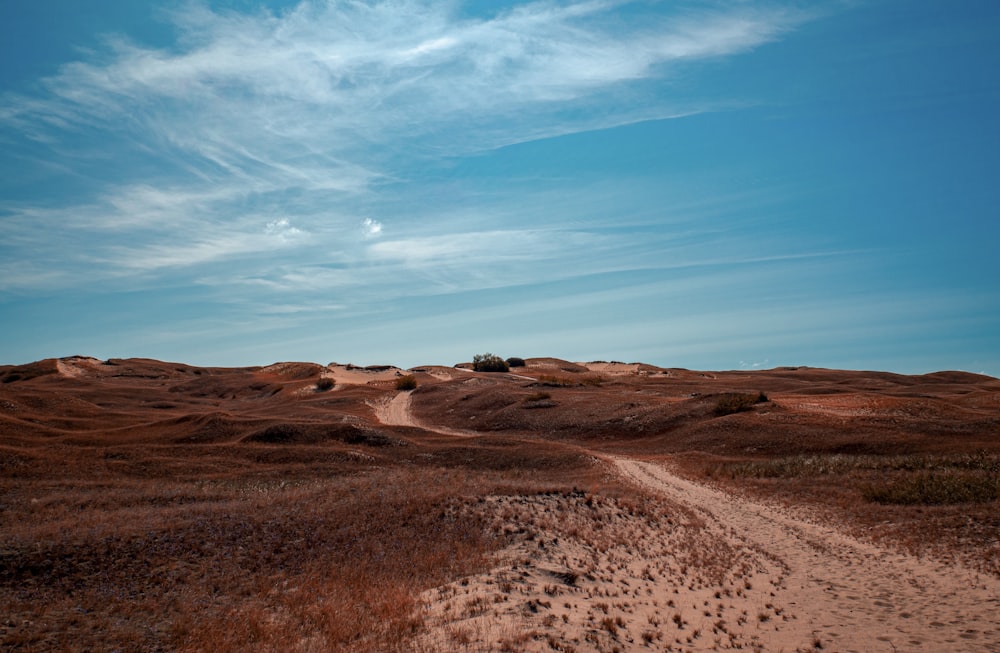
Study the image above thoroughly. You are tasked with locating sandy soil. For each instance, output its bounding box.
[414,458,1000,653]
[415,487,789,653]
[399,392,1000,652]
[325,364,407,385]
[371,391,420,427]
[616,459,1000,652]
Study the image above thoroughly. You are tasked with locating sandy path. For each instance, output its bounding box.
[372,391,417,427]
[370,391,476,437]
[615,458,1000,652]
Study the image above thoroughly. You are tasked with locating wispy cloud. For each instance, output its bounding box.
[1,0,815,297]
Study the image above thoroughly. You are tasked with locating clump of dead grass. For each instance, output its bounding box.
[712,392,768,416]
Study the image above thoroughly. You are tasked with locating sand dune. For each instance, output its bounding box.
[1,355,997,652]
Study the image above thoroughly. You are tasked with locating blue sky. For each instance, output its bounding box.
[2,0,998,374]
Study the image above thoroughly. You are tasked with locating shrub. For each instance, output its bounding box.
[473,353,509,373]
[395,375,417,391]
[315,377,335,391]
[506,357,526,368]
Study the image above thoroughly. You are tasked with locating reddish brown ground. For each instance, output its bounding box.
[1,355,998,651]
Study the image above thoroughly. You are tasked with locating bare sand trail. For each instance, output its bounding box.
[615,459,1000,652]
[371,391,476,437]
[371,390,417,427]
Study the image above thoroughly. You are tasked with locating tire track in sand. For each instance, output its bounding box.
[615,458,1000,652]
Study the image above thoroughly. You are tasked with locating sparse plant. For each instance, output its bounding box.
[315,377,335,391]
[601,616,618,635]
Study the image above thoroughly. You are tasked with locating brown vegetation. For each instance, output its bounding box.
[1,355,998,651]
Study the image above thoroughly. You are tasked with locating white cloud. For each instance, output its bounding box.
[361,218,383,238]
[265,218,302,240]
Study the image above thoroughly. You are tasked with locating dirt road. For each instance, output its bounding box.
[615,458,1000,652]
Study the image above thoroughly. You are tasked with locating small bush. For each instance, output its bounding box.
[395,375,417,391]
[316,377,335,391]
[506,357,526,368]
[473,353,509,373]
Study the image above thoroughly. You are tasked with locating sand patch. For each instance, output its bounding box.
[326,364,407,385]
[416,490,791,652]
[416,462,1000,652]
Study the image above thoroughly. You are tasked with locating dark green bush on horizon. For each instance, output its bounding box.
[473,353,509,373]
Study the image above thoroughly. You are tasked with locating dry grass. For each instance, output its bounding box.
[705,451,1000,505]
[0,439,595,652]
[706,451,1000,479]
[861,470,999,504]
